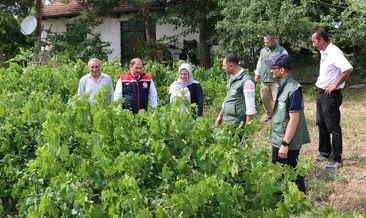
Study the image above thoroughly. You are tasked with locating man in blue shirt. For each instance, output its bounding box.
[265,53,311,193]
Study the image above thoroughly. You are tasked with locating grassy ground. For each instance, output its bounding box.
[253,56,366,215]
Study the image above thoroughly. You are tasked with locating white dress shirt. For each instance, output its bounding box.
[77,73,114,101]
[316,43,353,89]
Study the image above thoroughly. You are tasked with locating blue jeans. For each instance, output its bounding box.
[316,90,343,163]
[272,146,306,193]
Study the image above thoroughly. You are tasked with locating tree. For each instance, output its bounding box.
[160,0,221,68]
[216,0,322,68]
[0,0,34,17]
[47,14,112,62]
[0,11,32,63]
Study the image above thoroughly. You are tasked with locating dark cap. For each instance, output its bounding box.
[264,53,292,69]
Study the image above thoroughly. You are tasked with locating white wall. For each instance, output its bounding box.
[42,16,200,62]
[41,18,68,50]
[156,24,199,49]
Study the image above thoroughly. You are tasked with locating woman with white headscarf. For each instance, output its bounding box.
[167,63,204,116]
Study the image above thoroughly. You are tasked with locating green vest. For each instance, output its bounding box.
[223,69,253,127]
[259,44,286,83]
[271,76,310,150]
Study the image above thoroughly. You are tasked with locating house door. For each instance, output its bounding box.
[121,21,145,64]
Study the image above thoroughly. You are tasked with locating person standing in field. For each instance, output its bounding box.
[77,58,114,102]
[255,34,288,123]
[215,54,256,144]
[166,63,204,116]
[311,29,353,169]
[264,53,310,193]
[114,58,158,114]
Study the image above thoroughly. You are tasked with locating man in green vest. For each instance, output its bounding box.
[264,53,310,193]
[255,35,288,123]
[215,54,257,144]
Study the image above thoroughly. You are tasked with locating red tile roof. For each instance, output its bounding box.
[42,0,85,18]
[42,0,138,18]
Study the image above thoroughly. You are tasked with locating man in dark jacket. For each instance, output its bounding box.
[114,58,158,113]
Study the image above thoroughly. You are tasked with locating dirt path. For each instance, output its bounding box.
[302,88,366,214]
[254,87,366,215]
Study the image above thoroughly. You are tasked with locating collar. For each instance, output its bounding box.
[88,72,102,79]
[231,68,244,80]
[320,42,333,55]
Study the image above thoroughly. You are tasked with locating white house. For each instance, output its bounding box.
[41,0,199,63]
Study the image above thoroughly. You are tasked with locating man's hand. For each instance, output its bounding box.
[324,84,337,95]
[278,145,289,159]
[215,116,223,127]
[255,75,261,83]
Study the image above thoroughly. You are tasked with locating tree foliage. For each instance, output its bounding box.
[0,12,32,62]
[216,0,322,68]
[0,0,34,17]
[47,13,112,62]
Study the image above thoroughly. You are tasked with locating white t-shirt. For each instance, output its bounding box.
[315,43,353,89]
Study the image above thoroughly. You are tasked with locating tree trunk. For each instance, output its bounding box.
[199,23,211,68]
[35,0,42,52]
[142,7,156,42]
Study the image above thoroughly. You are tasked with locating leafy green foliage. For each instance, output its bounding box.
[0,12,32,62]
[47,21,111,62]
[217,0,321,68]
[1,59,314,217]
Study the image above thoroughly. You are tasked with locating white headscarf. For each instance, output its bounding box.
[169,63,199,94]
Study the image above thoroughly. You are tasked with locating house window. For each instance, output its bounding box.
[121,21,146,64]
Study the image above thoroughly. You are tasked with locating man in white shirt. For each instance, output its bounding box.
[78,58,114,102]
[311,29,353,169]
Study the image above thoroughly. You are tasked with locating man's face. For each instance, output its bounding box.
[130,59,143,76]
[264,38,276,49]
[88,61,101,76]
[311,33,323,50]
[271,66,282,79]
[222,58,232,75]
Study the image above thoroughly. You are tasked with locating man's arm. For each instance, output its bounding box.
[243,80,256,123]
[215,108,224,127]
[283,112,300,144]
[254,54,262,82]
[325,68,353,94]
[149,80,158,108]
[113,78,123,101]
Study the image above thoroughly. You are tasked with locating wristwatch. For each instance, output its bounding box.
[282,140,290,146]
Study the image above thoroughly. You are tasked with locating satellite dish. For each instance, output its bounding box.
[20,16,37,35]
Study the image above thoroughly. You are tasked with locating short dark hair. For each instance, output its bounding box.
[312,29,329,42]
[264,34,277,40]
[224,54,239,65]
